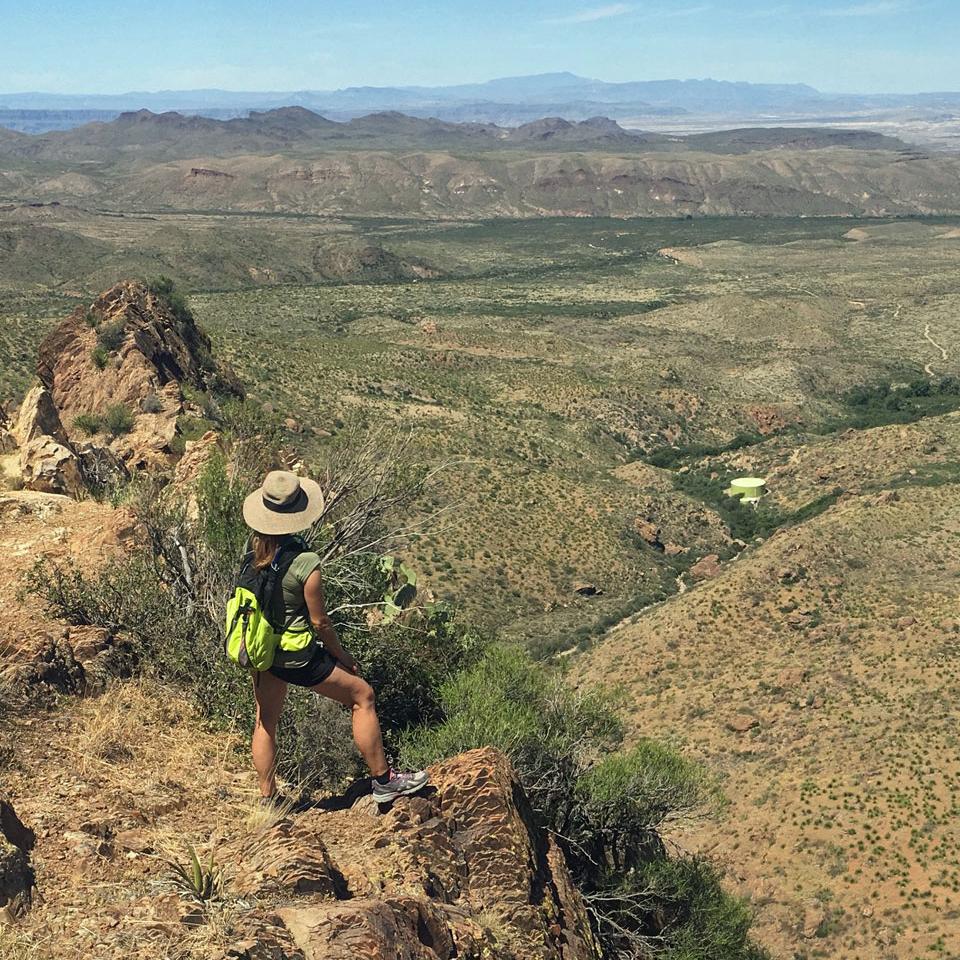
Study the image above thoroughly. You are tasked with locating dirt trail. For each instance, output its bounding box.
[923,322,949,376]
[894,303,948,377]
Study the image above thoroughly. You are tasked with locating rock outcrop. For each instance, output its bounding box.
[35,279,241,471]
[12,385,68,447]
[5,279,243,496]
[229,748,598,960]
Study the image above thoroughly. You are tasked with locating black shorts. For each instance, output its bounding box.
[269,647,338,688]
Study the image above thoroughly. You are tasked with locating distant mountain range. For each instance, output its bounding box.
[0,107,910,164]
[3,73,960,133]
[2,105,955,221]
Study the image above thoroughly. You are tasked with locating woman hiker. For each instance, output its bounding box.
[241,470,429,805]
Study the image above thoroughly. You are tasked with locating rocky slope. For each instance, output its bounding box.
[8,146,957,219]
[0,108,909,163]
[1,715,597,960]
[1,109,958,219]
[0,279,602,960]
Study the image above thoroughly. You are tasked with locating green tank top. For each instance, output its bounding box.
[280,550,323,633]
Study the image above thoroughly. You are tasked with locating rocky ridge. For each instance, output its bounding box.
[3,279,242,495]
[1,702,598,960]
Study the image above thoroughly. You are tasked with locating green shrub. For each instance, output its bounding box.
[91,346,110,370]
[103,404,135,437]
[598,857,769,960]
[148,275,192,325]
[401,644,622,821]
[824,374,960,431]
[400,647,765,959]
[96,319,126,352]
[140,392,164,414]
[646,431,766,469]
[571,743,720,872]
[73,413,103,436]
[26,426,475,785]
[167,843,223,904]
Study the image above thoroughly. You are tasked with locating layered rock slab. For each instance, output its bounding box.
[233,748,597,960]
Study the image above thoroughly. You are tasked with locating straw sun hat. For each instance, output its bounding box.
[243,470,325,536]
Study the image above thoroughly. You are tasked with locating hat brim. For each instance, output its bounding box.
[243,476,326,535]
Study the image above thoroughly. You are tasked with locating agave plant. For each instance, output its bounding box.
[168,843,223,903]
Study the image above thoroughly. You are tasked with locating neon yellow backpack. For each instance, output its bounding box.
[224,539,307,670]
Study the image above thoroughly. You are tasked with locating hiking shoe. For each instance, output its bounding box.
[371,768,429,804]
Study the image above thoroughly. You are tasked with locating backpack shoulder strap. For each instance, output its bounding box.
[266,537,311,631]
[236,536,255,580]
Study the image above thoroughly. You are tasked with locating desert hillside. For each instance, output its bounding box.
[1,108,958,218]
[574,413,960,959]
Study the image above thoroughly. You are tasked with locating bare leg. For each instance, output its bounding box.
[311,665,389,778]
[252,670,288,797]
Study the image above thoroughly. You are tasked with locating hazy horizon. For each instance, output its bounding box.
[1,0,956,97]
[2,72,959,99]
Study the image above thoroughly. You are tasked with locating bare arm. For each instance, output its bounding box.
[303,569,357,672]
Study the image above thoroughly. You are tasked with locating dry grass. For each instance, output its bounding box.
[2,679,272,960]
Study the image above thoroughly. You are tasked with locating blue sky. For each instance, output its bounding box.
[0,0,955,94]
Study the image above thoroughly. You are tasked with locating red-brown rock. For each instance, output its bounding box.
[12,385,68,447]
[690,554,722,580]
[0,797,34,916]
[19,435,83,497]
[242,748,597,960]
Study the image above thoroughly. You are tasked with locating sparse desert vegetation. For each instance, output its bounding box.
[3,201,960,959]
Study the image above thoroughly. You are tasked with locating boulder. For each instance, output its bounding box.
[10,637,86,701]
[242,748,598,960]
[801,901,825,939]
[633,517,664,550]
[690,554,722,580]
[279,897,457,960]
[19,435,83,497]
[573,581,602,597]
[726,714,760,733]
[427,749,596,957]
[236,823,344,899]
[11,385,67,447]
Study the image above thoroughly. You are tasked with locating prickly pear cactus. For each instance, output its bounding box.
[379,555,419,622]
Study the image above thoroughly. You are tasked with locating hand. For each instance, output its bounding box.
[338,652,360,675]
